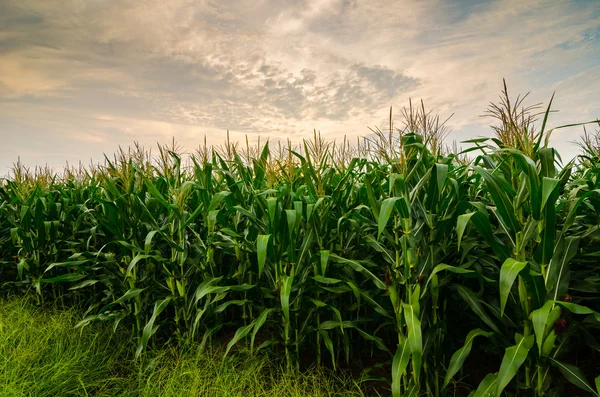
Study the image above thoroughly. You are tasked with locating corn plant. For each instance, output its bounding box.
[456,91,600,396]
[1,84,599,397]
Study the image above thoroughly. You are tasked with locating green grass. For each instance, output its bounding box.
[0,298,366,397]
[0,298,126,396]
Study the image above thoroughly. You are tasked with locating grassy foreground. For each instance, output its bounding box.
[0,298,365,397]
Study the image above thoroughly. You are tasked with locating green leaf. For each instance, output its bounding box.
[556,301,600,321]
[319,329,336,369]
[285,208,297,234]
[536,92,555,149]
[395,197,410,218]
[530,300,558,355]
[136,297,171,357]
[506,150,541,219]
[444,328,493,389]
[435,164,448,196]
[319,250,330,276]
[541,330,557,357]
[330,254,386,290]
[473,166,520,234]
[540,177,559,211]
[521,270,546,310]
[465,211,511,261]
[423,264,473,295]
[319,320,343,330]
[548,358,599,396]
[114,240,143,253]
[143,230,159,253]
[257,234,270,277]
[125,253,152,276]
[41,273,86,283]
[457,213,473,251]
[365,176,380,220]
[207,191,231,212]
[224,322,255,358]
[182,202,206,229]
[233,205,258,222]
[112,288,146,305]
[351,326,389,352]
[378,198,399,239]
[193,277,224,304]
[473,373,498,397]
[499,258,528,316]
[68,279,99,290]
[403,380,419,397]
[280,275,294,323]
[392,340,411,397]
[144,179,170,209]
[537,180,558,272]
[496,334,534,396]
[359,290,394,319]
[456,285,502,335]
[266,197,277,227]
[214,300,250,313]
[312,276,342,284]
[251,308,273,353]
[43,259,90,273]
[403,303,422,384]
[425,163,448,210]
[546,237,579,301]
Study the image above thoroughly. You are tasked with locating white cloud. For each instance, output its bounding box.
[0,0,598,172]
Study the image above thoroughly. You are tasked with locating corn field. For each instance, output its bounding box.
[1,87,600,396]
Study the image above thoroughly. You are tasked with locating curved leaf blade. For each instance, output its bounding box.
[496,334,534,396]
[548,358,599,396]
[499,258,528,316]
[444,328,493,389]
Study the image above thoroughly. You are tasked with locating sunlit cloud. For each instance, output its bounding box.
[0,0,598,174]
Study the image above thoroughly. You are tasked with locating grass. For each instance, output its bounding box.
[0,298,125,396]
[0,297,366,397]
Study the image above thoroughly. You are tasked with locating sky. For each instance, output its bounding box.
[0,0,599,175]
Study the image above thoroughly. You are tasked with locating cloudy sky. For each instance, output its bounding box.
[1,0,599,175]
